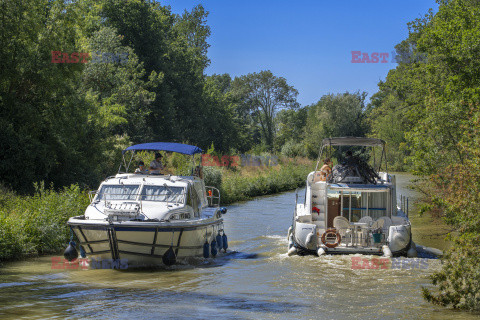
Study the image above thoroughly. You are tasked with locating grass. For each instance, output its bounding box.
[410,211,452,251]
[0,183,89,262]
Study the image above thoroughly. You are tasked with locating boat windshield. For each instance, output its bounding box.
[141,185,185,203]
[97,184,140,201]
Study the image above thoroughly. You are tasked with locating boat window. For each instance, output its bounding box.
[97,184,140,201]
[365,192,387,220]
[141,186,185,203]
[341,191,362,222]
[339,191,387,222]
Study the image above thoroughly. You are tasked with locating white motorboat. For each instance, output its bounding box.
[287,137,417,257]
[67,142,228,268]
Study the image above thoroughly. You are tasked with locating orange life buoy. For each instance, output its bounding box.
[321,228,341,248]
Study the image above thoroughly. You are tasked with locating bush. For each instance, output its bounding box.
[0,183,89,261]
[423,234,480,311]
[219,162,310,204]
[280,140,305,158]
[203,166,223,189]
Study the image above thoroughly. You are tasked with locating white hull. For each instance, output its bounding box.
[68,217,225,267]
[291,217,412,256]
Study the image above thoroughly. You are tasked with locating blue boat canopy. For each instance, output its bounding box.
[123,142,203,155]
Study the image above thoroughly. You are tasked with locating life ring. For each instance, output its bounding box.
[321,228,341,248]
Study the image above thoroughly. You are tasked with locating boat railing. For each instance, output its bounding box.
[398,194,409,218]
[88,190,97,202]
[332,225,388,247]
[205,186,221,207]
[294,189,299,216]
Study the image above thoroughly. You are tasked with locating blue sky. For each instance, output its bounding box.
[162,0,438,107]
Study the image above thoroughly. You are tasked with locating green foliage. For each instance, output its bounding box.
[304,92,369,158]
[168,153,194,176]
[423,234,480,310]
[275,107,308,152]
[231,70,300,150]
[366,0,480,311]
[0,0,101,192]
[280,140,305,158]
[203,166,223,190]
[0,183,89,261]
[221,163,310,204]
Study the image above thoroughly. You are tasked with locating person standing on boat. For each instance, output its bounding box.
[149,153,164,174]
[135,161,149,174]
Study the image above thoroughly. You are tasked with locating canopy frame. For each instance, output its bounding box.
[313,137,388,181]
[118,142,203,174]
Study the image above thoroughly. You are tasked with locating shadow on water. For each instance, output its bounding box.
[119,250,261,272]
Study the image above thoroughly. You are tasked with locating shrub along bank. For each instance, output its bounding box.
[0,183,89,262]
[204,158,312,204]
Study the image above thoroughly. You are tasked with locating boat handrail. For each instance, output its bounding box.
[205,186,221,207]
[333,225,388,247]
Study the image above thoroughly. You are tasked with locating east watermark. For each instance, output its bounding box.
[51,51,129,64]
[51,257,129,270]
[201,154,279,167]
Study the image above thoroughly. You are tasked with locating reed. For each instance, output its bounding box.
[0,183,89,262]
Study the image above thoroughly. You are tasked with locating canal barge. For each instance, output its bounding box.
[287,137,417,257]
[67,142,227,267]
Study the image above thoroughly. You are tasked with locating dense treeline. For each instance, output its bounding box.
[367,0,480,311]
[0,0,365,193]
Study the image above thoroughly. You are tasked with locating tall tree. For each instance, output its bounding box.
[275,107,308,152]
[101,1,212,145]
[304,92,369,158]
[0,0,101,191]
[368,0,480,310]
[231,70,299,150]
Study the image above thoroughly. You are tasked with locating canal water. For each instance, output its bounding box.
[0,174,477,319]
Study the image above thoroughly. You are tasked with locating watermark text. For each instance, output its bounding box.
[51,51,129,64]
[51,257,129,269]
[351,257,429,270]
[201,154,279,167]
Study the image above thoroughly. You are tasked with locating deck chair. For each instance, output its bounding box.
[376,216,392,233]
[333,216,352,243]
[358,216,373,226]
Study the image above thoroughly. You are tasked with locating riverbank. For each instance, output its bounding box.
[392,173,451,251]
[410,213,451,252]
[0,184,89,262]
[204,157,313,204]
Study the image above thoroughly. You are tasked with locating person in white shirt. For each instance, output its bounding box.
[149,153,164,174]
